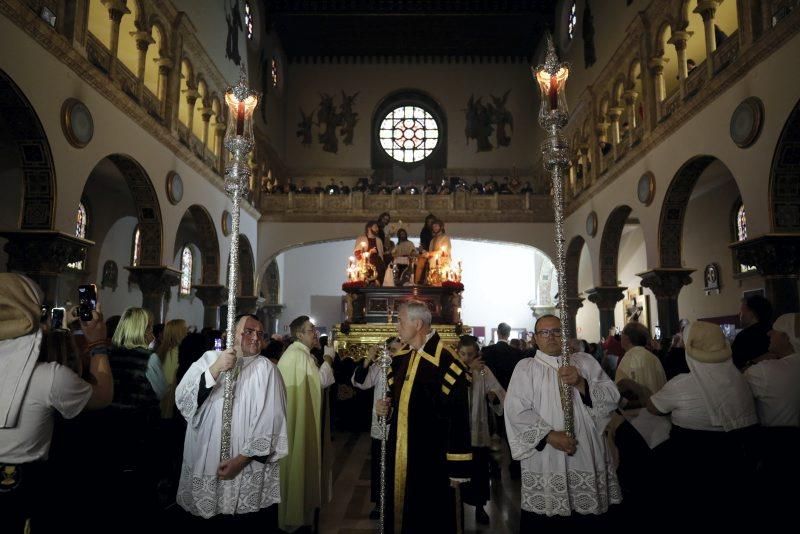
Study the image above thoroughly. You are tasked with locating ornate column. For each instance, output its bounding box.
[134,31,154,101]
[193,284,228,328]
[126,266,180,323]
[623,90,639,147]
[1,231,93,306]
[214,122,227,173]
[638,268,694,341]
[669,30,691,99]
[648,56,667,104]
[200,106,214,155]
[565,296,585,341]
[585,286,626,340]
[103,0,129,79]
[608,107,624,158]
[731,234,800,317]
[259,304,285,336]
[695,0,720,78]
[183,86,199,137]
[155,57,172,120]
[579,141,592,185]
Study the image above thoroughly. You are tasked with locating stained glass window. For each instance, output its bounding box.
[132,226,142,267]
[379,106,439,163]
[567,2,577,41]
[244,1,254,40]
[68,202,87,269]
[271,57,278,88]
[735,203,756,272]
[180,246,193,295]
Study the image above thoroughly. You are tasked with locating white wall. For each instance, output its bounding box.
[275,238,554,336]
[94,216,143,318]
[575,240,600,340]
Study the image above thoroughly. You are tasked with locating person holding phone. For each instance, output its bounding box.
[0,273,113,532]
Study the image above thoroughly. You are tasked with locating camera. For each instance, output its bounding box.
[78,284,97,321]
[50,307,65,330]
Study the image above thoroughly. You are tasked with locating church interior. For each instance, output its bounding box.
[1,0,799,532]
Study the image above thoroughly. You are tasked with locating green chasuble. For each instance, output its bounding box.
[278,341,323,531]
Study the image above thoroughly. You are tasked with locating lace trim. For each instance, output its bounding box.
[520,468,622,516]
[177,462,281,518]
[241,434,289,458]
[588,382,619,421]
[509,420,552,459]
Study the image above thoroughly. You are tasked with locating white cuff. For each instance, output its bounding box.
[204,369,217,388]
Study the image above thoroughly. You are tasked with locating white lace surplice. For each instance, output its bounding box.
[505,351,622,516]
[351,363,389,440]
[176,351,289,518]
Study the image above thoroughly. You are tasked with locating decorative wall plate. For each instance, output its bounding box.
[166,172,183,205]
[586,211,598,237]
[221,210,233,236]
[61,98,94,148]
[730,97,764,148]
[637,172,655,206]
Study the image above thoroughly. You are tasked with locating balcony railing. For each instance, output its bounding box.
[659,90,681,122]
[713,31,740,74]
[685,63,708,98]
[259,191,555,222]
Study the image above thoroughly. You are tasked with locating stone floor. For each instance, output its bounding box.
[318,432,521,534]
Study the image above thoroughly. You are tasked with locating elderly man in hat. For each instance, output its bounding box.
[648,321,757,523]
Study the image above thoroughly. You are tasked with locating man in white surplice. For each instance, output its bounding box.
[176,314,288,529]
[505,315,621,528]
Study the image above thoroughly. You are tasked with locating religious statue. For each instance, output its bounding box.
[489,89,514,147]
[318,93,342,154]
[101,260,118,290]
[224,0,243,66]
[296,108,314,146]
[339,91,359,145]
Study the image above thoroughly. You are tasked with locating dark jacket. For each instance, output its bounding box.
[731,322,771,369]
[481,341,523,391]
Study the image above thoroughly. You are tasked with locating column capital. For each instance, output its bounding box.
[668,30,693,50]
[637,268,695,298]
[648,56,668,72]
[193,284,228,307]
[0,230,93,275]
[585,286,627,310]
[184,88,200,104]
[199,107,214,121]
[608,107,624,121]
[622,89,639,104]
[132,30,154,51]
[125,265,180,295]
[729,233,800,276]
[237,295,265,315]
[694,0,720,20]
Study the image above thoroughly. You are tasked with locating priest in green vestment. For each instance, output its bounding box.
[277,316,335,532]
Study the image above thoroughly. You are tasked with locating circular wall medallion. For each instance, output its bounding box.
[61,98,94,148]
[730,97,764,148]
[586,211,598,237]
[166,172,183,205]
[637,172,656,206]
[221,210,233,236]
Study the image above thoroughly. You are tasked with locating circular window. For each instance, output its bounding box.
[378,106,439,163]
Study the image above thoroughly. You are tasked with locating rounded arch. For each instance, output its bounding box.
[148,16,170,56]
[101,154,162,265]
[239,235,255,296]
[599,205,634,286]
[658,155,745,268]
[612,75,627,107]
[0,69,56,230]
[566,235,586,298]
[177,204,221,284]
[263,258,280,305]
[654,21,674,55]
[627,58,642,88]
[770,97,800,232]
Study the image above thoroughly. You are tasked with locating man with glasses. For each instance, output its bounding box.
[505,314,621,528]
[278,315,335,533]
[176,314,288,532]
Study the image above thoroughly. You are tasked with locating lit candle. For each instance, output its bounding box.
[236,100,245,136]
[548,75,559,110]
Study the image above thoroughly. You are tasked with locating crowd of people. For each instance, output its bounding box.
[2,270,798,533]
[263,175,538,196]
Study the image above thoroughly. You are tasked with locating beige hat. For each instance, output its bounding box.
[771,313,800,355]
[685,320,731,364]
[0,273,43,341]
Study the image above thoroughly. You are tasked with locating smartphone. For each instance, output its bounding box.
[78,284,97,321]
[214,337,223,351]
[50,307,65,330]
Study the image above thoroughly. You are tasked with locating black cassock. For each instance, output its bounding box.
[385,332,472,534]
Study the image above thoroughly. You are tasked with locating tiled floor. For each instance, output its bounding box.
[319,432,521,534]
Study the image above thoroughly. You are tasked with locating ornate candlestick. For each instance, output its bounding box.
[376,342,393,534]
[220,69,259,461]
[533,35,575,437]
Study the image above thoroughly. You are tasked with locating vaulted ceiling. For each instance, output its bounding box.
[263,0,558,61]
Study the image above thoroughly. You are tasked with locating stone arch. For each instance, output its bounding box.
[566,235,586,298]
[612,75,627,107]
[148,16,171,57]
[654,21,674,56]
[0,69,56,230]
[628,58,642,88]
[769,97,800,232]
[182,205,220,284]
[599,205,634,286]
[239,235,255,296]
[104,154,162,265]
[659,155,739,267]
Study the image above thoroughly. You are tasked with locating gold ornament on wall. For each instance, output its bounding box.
[61,98,94,148]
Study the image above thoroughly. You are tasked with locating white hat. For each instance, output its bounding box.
[685,321,731,364]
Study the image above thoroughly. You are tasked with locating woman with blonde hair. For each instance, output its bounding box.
[110,307,167,407]
[156,319,188,418]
